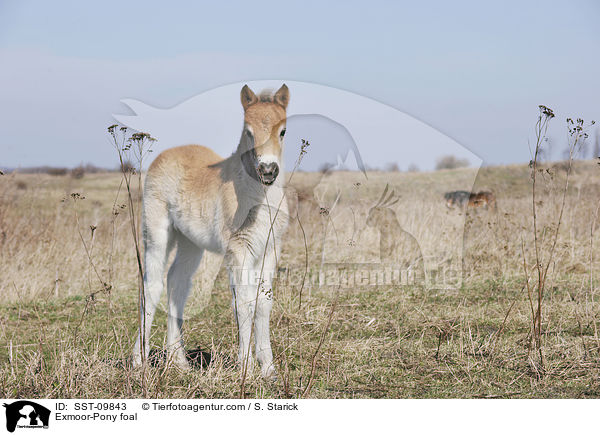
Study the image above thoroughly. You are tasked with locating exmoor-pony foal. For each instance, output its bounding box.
[132,84,290,378]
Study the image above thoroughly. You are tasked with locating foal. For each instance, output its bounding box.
[132,84,290,378]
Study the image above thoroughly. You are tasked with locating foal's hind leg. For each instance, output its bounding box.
[132,209,173,367]
[166,234,203,369]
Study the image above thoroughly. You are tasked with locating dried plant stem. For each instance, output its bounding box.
[108,125,154,396]
[527,107,593,371]
[529,107,552,367]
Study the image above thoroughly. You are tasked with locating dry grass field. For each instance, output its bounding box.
[1,160,599,398]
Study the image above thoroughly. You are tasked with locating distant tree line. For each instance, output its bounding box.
[1,162,130,178]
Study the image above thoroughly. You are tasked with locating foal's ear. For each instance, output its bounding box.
[274,84,289,109]
[241,85,258,110]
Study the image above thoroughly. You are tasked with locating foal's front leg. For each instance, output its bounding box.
[229,261,276,378]
[253,252,277,379]
[228,244,278,378]
[229,257,257,376]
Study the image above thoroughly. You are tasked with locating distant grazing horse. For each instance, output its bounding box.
[445,190,497,211]
[467,191,497,211]
[132,84,290,378]
[367,185,424,278]
[444,190,471,209]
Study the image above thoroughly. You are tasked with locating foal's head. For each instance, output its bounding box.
[239,84,289,185]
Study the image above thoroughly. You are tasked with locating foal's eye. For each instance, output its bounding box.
[279,129,286,138]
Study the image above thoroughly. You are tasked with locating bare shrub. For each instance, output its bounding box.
[46,167,68,176]
[435,155,469,170]
[319,162,334,174]
[385,162,400,172]
[407,163,420,172]
[81,163,105,174]
[71,166,85,179]
[552,160,572,173]
[119,160,135,174]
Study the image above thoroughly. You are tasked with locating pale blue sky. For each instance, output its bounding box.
[0,0,599,169]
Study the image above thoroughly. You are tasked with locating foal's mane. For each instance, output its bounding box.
[258,89,276,103]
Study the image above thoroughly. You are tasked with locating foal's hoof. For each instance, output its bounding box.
[169,357,192,372]
[261,366,278,382]
[175,362,192,372]
[130,354,144,369]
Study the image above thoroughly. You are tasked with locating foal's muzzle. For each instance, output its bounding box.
[257,162,279,185]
